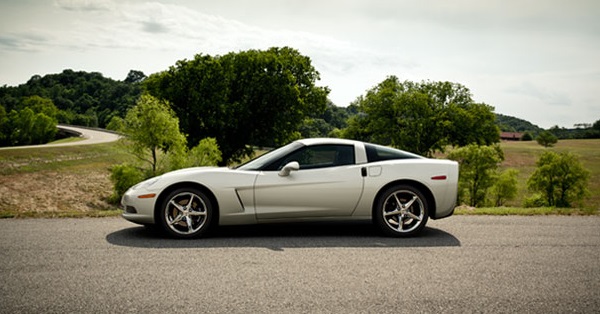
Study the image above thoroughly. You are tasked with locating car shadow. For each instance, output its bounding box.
[106,221,461,250]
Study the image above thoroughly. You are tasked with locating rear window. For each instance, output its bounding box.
[365,144,422,162]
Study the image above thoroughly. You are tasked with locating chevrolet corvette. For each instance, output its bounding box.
[121,138,458,238]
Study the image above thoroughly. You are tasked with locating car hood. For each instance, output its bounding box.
[160,166,241,181]
[131,166,234,191]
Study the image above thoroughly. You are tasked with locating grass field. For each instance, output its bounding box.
[498,139,600,211]
[0,142,132,218]
[0,139,598,218]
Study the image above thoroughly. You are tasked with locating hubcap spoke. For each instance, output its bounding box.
[185,216,194,232]
[169,214,184,225]
[396,217,405,230]
[170,200,185,212]
[402,196,418,209]
[384,209,402,217]
[404,211,421,221]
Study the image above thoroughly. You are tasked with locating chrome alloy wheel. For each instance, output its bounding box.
[381,189,426,234]
[164,191,208,236]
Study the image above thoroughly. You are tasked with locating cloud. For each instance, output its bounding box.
[506,81,571,107]
[54,0,114,11]
[41,1,408,78]
[141,20,170,34]
[0,32,50,52]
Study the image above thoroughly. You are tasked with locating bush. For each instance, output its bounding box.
[187,138,222,167]
[488,168,519,206]
[523,194,548,208]
[527,151,590,207]
[447,144,504,207]
[109,164,145,203]
[521,132,533,141]
[106,116,125,132]
[536,130,558,147]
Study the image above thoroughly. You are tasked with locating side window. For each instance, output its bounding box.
[266,145,355,170]
[365,144,421,162]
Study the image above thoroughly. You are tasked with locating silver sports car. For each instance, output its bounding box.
[121,138,459,238]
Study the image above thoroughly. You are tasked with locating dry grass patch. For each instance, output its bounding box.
[0,142,132,218]
[0,170,117,218]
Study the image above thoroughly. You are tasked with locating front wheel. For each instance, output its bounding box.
[157,188,213,239]
[374,185,429,237]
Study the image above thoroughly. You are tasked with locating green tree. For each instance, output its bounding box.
[7,108,35,145]
[145,47,329,164]
[521,132,533,141]
[342,76,499,156]
[0,104,8,145]
[0,69,143,128]
[111,95,222,201]
[124,94,186,175]
[0,96,59,146]
[300,118,333,138]
[585,119,600,138]
[186,137,223,167]
[536,130,558,147]
[32,113,57,144]
[299,102,351,138]
[448,144,504,207]
[124,70,147,84]
[19,95,59,119]
[527,151,590,207]
[489,168,519,206]
[106,116,125,132]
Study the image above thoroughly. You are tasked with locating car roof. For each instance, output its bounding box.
[295,138,363,146]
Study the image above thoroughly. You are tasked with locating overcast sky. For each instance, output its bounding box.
[1,0,599,128]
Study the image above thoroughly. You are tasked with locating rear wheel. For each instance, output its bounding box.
[374,185,429,237]
[157,187,213,239]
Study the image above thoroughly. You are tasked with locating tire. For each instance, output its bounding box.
[374,185,429,237]
[157,187,213,239]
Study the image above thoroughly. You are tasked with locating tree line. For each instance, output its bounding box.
[1,57,598,149]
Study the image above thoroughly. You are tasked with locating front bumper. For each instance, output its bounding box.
[120,190,157,225]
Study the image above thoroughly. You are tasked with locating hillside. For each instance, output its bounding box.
[495,113,543,133]
[0,69,143,128]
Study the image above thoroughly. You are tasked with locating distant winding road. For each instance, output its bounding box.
[0,125,120,150]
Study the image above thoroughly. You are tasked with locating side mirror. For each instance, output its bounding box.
[278,161,300,177]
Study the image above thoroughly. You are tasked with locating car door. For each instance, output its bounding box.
[253,144,365,219]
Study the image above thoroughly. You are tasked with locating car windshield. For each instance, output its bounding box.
[235,142,304,171]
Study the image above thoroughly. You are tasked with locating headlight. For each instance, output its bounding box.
[131,176,161,190]
[144,177,161,188]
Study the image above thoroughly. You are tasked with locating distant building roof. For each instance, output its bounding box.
[500,132,524,140]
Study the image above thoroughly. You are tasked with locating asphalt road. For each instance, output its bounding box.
[0,125,120,150]
[1,216,599,313]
